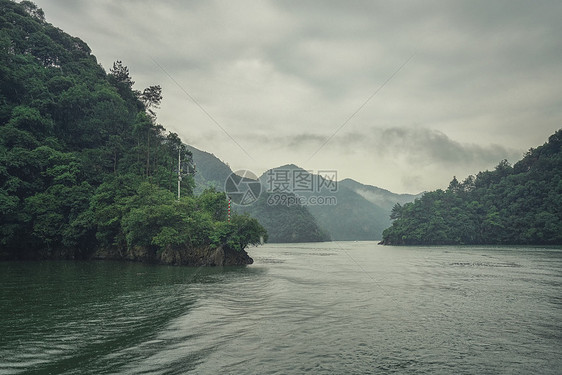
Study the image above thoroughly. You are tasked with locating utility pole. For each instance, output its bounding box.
[177,148,182,201]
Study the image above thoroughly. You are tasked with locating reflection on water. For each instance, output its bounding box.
[1,243,561,374]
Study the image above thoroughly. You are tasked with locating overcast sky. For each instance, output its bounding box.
[34,0,562,193]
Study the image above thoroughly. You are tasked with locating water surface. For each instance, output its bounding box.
[1,243,561,374]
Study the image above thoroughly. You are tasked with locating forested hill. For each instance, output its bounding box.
[185,145,233,194]
[381,130,562,246]
[186,148,329,242]
[0,0,266,263]
[258,165,421,241]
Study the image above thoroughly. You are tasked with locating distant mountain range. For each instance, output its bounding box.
[186,145,422,242]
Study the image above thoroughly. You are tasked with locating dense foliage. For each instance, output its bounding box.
[382,130,562,245]
[0,0,266,260]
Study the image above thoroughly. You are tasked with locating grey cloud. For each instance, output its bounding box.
[251,126,522,167]
[371,127,521,166]
[33,0,562,192]
[286,133,326,148]
[240,132,325,150]
[401,174,424,194]
[269,1,562,92]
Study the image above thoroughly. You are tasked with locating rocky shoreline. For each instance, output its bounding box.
[92,244,253,266]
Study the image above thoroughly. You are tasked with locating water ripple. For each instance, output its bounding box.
[1,245,561,374]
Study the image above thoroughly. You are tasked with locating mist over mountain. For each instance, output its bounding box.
[339,179,423,213]
[185,147,327,242]
[186,145,233,194]
[259,165,421,241]
[188,148,421,241]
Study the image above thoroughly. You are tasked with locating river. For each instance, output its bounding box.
[1,242,561,374]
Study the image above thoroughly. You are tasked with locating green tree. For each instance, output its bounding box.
[0,0,266,262]
[382,130,562,246]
